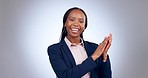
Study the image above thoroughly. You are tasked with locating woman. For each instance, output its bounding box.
[47,7,112,78]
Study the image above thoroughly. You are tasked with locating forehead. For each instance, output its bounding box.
[68,9,85,18]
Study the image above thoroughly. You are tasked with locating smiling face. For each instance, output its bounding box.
[64,9,86,39]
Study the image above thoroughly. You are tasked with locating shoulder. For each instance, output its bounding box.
[47,40,66,54]
[47,42,62,56]
[47,42,61,51]
[84,41,98,50]
[84,41,98,47]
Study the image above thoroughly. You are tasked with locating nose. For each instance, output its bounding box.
[73,21,79,27]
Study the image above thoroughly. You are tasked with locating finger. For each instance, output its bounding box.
[103,41,110,53]
[106,37,112,49]
[99,35,110,51]
[103,36,109,43]
[102,33,112,53]
[99,40,108,51]
[101,40,109,51]
[104,37,112,53]
[107,34,112,43]
[110,33,112,40]
[99,42,106,50]
[104,42,111,53]
[109,33,112,37]
[108,33,112,44]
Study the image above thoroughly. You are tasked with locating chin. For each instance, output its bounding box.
[70,34,80,38]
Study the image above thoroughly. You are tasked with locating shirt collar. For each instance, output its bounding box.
[64,37,84,47]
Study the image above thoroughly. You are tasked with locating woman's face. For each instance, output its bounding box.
[64,9,86,38]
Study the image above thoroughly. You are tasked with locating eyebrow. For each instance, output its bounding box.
[68,16,75,19]
[68,16,84,20]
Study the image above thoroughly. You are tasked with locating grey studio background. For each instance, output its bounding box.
[0,0,148,78]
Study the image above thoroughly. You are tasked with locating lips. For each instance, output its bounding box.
[71,28,79,33]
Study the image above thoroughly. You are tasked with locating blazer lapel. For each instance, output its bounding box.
[84,41,93,57]
[60,40,76,66]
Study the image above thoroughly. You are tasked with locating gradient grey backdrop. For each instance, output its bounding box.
[0,0,148,78]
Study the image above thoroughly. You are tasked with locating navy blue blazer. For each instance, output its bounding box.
[47,40,112,78]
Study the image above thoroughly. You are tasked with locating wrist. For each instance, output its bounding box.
[91,55,99,61]
[102,53,108,61]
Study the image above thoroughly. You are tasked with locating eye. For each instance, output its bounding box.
[79,20,84,23]
[69,18,74,21]
[70,19,74,21]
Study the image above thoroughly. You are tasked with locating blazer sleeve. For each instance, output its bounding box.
[47,44,97,78]
[88,42,112,78]
[97,55,112,78]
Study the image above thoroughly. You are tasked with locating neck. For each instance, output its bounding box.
[66,36,81,44]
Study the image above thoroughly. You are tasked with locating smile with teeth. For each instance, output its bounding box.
[71,28,79,33]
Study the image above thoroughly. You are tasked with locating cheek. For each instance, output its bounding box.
[65,22,71,28]
[81,24,85,30]
[80,25,85,33]
[64,22,70,30]
[65,26,70,32]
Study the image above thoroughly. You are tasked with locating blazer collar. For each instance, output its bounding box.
[83,40,93,57]
[59,39,93,66]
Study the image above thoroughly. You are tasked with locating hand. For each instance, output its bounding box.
[102,33,112,61]
[91,35,110,61]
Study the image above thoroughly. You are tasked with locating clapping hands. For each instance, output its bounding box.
[91,33,112,61]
